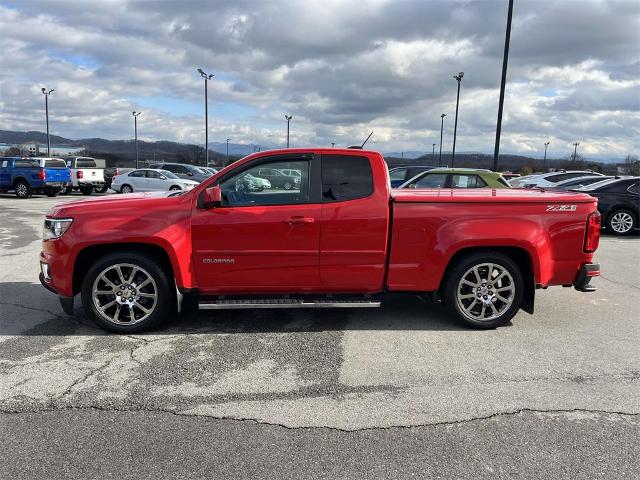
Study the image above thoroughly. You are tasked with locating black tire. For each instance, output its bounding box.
[283,181,293,190]
[606,209,636,236]
[442,251,524,329]
[64,186,73,194]
[121,184,133,194]
[169,185,181,191]
[14,180,31,199]
[45,189,60,197]
[96,184,109,193]
[80,251,174,333]
[80,186,94,195]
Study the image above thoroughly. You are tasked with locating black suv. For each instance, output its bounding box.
[148,163,211,183]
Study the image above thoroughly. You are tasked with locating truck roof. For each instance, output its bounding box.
[392,188,596,204]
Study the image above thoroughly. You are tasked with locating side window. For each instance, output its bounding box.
[147,170,161,179]
[219,159,309,207]
[15,159,39,168]
[322,155,373,202]
[389,168,407,181]
[129,170,146,178]
[451,174,487,188]
[412,173,448,188]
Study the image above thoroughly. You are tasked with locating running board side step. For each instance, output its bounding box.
[198,299,381,310]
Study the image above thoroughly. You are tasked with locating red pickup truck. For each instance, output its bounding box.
[40,148,601,333]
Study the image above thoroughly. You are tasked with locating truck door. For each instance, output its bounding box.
[319,153,389,291]
[191,153,322,291]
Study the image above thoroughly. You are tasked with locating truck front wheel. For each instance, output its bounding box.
[443,252,523,329]
[14,180,31,199]
[81,252,174,333]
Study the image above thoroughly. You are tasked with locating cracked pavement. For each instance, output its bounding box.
[1,194,639,479]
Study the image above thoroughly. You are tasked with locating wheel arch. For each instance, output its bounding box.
[73,243,176,296]
[439,246,535,314]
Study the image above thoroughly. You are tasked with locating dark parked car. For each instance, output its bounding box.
[148,163,211,182]
[388,165,437,188]
[573,177,639,235]
[98,167,134,192]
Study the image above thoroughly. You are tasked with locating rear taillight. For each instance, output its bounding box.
[115,168,120,176]
[584,211,601,253]
[77,170,83,179]
[38,169,46,181]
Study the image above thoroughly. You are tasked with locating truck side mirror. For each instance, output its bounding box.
[204,185,222,208]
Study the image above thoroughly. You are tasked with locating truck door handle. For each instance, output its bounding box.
[286,216,315,225]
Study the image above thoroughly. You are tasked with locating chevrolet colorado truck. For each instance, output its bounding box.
[40,148,601,333]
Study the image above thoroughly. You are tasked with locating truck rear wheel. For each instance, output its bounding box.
[443,252,523,329]
[14,180,31,199]
[80,186,94,195]
[81,252,174,333]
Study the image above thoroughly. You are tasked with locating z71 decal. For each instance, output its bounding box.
[546,205,577,212]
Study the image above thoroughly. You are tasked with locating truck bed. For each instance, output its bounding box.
[392,187,596,204]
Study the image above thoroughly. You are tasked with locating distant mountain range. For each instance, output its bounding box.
[0,130,628,172]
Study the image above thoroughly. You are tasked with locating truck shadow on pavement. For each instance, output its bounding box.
[0,283,479,336]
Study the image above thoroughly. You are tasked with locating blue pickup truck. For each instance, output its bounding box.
[0,157,71,198]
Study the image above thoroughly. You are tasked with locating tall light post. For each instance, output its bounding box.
[331,142,335,148]
[197,68,214,166]
[285,114,292,148]
[132,111,141,168]
[439,113,446,167]
[226,138,231,164]
[572,142,580,162]
[493,0,514,172]
[451,72,464,168]
[41,88,54,156]
[543,141,550,171]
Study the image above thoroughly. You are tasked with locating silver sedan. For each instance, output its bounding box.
[112,169,199,193]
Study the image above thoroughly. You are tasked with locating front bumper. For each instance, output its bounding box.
[574,263,600,292]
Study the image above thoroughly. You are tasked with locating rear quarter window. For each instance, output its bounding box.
[322,155,373,202]
[14,159,39,168]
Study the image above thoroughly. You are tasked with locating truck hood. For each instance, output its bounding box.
[392,188,597,204]
[47,191,188,217]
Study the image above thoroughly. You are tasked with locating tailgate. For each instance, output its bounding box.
[45,168,71,183]
[82,169,105,182]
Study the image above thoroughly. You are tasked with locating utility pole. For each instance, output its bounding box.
[451,72,464,168]
[439,113,446,167]
[197,68,214,166]
[543,141,550,171]
[41,88,54,156]
[493,0,514,172]
[573,142,580,161]
[226,138,231,164]
[132,111,141,168]
[285,115,292,148]
[331,142,335,148]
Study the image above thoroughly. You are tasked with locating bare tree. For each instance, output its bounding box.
[623,154,640,176]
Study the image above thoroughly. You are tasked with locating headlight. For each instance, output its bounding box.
[43,218,73,240]
[265,180,271,187]
[183,184,195,190]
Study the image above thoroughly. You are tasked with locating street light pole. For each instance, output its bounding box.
[573,142,580,161]
[197,68,214,166]
[439,113,446,167]
[226,138,231,164]
[132,111,141,168]
[543,141,550,171]
[331,142,335,148]
[41,88,54,156]
[285,115,292,148]
[451,72,464,168]
[493,0,514,172]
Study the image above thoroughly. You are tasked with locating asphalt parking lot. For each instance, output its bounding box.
[1,193,639,479]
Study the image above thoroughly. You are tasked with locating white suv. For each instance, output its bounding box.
[509,170,603,188]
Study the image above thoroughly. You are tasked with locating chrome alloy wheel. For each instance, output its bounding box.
[610,212,634,234]
[92,263,158,325]
[456,263,515,322]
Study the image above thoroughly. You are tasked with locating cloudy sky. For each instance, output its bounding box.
[1,0,638,158]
